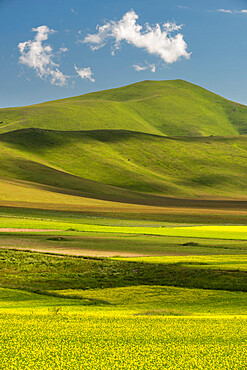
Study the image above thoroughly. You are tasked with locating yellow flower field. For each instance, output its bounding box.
[0,310,247,369]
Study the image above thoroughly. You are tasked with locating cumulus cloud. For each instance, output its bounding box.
[217,9,247,14]
[83,10,190,64]
[74,65,95,82]
[133,63,156,73]
[18,25,67,86]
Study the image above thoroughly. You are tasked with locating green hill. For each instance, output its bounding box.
[1,80,247,136]
[1,128,247,201]
[0,80,247,204]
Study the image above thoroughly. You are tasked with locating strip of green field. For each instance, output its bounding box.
[51,285,247,315]
[2,233,247,256]
[1,216,247,240]
[113,255,247,271]
[1,249,247,293]
[2,285,247,315]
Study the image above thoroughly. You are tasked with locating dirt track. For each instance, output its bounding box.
[0,245,145,258]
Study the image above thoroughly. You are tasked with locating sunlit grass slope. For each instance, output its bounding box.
[1,128,247,198]
[0,79,247,136]
[1,79,247,202]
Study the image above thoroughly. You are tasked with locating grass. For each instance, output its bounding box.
[1,249,247,293]
[54,285,247,315]
[2,215,247,241]
[113,255,247,271]
[2,129,247,200]
[1,79,245,136]
[1,80,247,201]
[3,233,247,256]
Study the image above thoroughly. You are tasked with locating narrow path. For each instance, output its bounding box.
[0,246,146,258]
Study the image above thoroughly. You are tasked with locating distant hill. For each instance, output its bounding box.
[0,80,247,204]
[1,80,247,136]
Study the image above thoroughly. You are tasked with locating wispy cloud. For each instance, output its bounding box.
[217,9,247,14]
[18,25,67,86]
[133,63,156,73]
[59,47,69,53]
[70,8,78,15]
[217,9,233,14]
[74,65,95,82]
[178,5,189,9]
[82,10,191,64]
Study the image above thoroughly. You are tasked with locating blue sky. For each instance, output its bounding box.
[1,0,247,107]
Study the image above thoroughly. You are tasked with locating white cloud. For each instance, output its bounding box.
[18,25,67,86]
[74,65,95,82]
[133,63,156,73]
[59,47,68,53]
[217,9,247,14]
[217,9,233,14]
[178,5,189,9]
[83,10,191,64]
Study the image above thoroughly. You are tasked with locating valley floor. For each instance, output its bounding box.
[1,205,247,368]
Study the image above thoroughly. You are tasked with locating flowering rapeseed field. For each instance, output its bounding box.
[0,249,247,369]
[0,310,247,369]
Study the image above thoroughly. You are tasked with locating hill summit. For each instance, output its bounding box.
[1,80,247,137]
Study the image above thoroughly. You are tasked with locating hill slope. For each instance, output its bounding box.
[1,128,247,200]
[1,80,247,137]
[0,80,247,204]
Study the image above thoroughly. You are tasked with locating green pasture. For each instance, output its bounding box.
[1,216,247,241]
[1,204,247,226]
[3,233,247,256]
[114,255,247,271]
[1,249,247,293]
[2,284,247,315]
[53,285,247,315]
[1,129,247,199]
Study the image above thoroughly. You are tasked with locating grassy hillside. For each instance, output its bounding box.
[1,128,247,199]
[1,80,247,137]
[0,79,247,203]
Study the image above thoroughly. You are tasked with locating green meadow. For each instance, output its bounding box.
[1,80,247,368]
[1,215,247,241]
